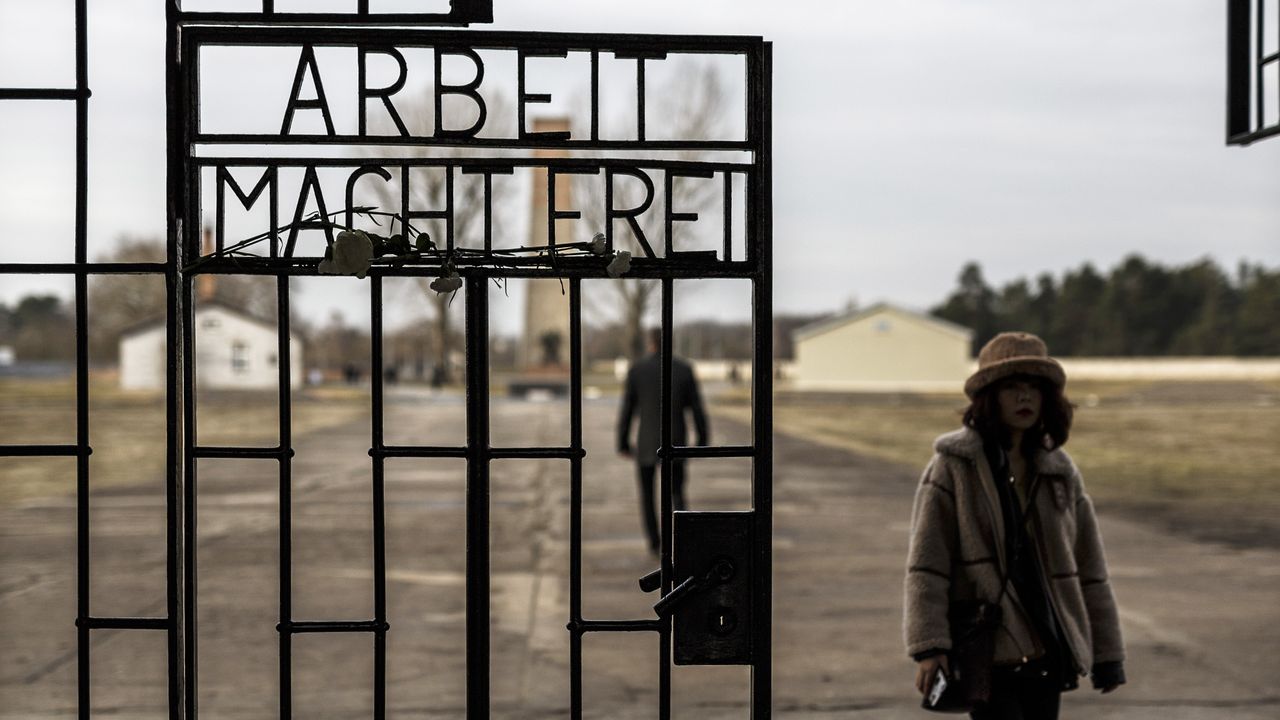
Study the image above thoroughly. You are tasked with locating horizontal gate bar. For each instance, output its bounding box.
[0,262,166,275]
[179,262,761,280]
[490,447,585,460]
[76,617,169,631]
[569,619,663,633]
[661,445,755,459]
[1229,125,1280,146]
[179,12,475,26]
[183,26,762,55]
[194,156,752,172]
[193,446,292,459]
[0,445,87,457]
[279,620,389,634]
[0,88,89,100]
[372,446,468,459]
[195,135,753,152]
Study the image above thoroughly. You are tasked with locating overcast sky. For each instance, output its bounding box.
[2,0,1278,332]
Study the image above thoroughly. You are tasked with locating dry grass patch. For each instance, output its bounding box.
[714,381,1280,508]
[1,376,367,505]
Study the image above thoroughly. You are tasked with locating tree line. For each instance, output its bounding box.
[930,255,1280,357]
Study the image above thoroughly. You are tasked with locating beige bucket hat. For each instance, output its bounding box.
[964,331,1066,399]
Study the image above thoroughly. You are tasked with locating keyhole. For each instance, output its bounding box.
[708,606,737,636]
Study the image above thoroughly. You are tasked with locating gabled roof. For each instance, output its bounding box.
[120,300,294,339]
[792,302,973,343]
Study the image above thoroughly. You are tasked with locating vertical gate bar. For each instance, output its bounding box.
[166,264,184,720]
[278,269,298,720]
[182,20,202,720]
[568,278,583,720]
[657,277,674,720]
[1257,0,1265,130]
[547,170,557,253]
[749,41,774,720]
[182,270,199,720]
[464,276,491,719]
[370,276,388,719]
[166,0,189,715]
[637,57,647,143]
[74,0,90,715]
[279,294,294,720]
[1228,0,1252,139]
[722,171,733,262]
[590,51,600,142]
[446,166,456,251]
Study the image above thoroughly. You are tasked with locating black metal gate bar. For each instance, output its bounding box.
[278,273,296,720]
[0,262,165,275]
[568,277,584,720]
[71,0,91,716]
[658,276,676,720]
[464,276,491,719]
[181,270,198,720]
[1227,0,1252,141]
[749,43,774,719]
[370,276,389,718]
[165,3,188,717]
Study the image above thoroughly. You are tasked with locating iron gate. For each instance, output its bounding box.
[2,2,772,717]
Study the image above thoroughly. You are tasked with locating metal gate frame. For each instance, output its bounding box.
[0,3,772,718]
[1228,0,1280,145]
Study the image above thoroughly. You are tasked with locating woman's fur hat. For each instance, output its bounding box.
[964,332,1065,399]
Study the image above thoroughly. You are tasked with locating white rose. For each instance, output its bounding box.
[606,250,632,278]
[430,272,463,294]
[318,230,374,278]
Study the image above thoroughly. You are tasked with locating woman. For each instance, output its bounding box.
[904,332,1126,719]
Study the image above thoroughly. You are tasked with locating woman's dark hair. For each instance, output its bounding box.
[963,374,1075,451]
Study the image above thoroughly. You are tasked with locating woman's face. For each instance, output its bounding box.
[996,377,1042,432]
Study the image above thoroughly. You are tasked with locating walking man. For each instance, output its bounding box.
[617,328,710,555]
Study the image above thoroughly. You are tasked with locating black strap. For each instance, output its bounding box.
[991,470,1044,609]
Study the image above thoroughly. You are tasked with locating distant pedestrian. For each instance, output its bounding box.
[905,332,1125,719]
[617,328,710,555]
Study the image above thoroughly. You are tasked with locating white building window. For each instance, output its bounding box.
[232,341,249,374]
[876,319,893,333]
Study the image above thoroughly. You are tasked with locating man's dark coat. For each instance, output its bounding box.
[617,352,709,465]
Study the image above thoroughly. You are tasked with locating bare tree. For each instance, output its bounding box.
[368,96,513,384]
[576,62,728,358]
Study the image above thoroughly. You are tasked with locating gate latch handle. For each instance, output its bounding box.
[638,568,662,593]
[638,560,735,619]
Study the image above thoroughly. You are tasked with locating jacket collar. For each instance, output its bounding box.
[934,427,1076,478]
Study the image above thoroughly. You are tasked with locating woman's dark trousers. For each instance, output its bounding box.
[969,673,1061,720]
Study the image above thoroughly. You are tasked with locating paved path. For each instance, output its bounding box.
[2,391,1278,718]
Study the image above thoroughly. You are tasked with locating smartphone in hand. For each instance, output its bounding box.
[926,666,949,707]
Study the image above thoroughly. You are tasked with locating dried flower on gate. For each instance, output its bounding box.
[318,229,374,278]
[606,250,632,278]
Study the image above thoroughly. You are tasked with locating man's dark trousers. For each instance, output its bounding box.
[636,461,687,553]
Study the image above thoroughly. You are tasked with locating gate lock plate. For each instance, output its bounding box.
[670,510,755,665]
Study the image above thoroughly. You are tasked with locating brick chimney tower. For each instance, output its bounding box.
[520,117,574,369]
[197,225,217,303]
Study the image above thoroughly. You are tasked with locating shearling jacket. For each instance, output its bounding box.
[903,427,1125,677]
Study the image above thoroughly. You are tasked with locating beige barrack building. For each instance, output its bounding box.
[791,303,973,392]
